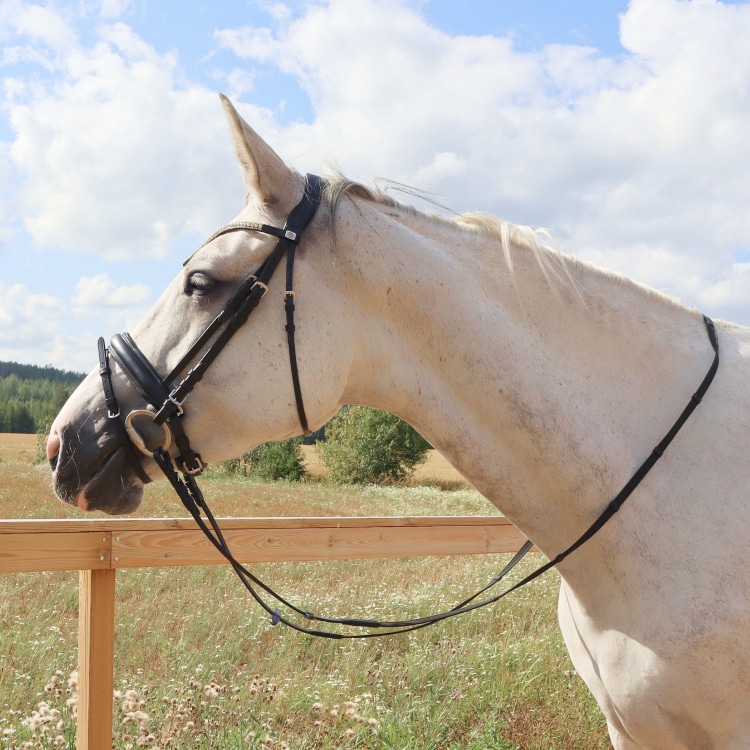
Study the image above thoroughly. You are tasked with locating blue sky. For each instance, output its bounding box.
[2,0,750,370]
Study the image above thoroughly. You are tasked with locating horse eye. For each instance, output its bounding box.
[185,272,215,296]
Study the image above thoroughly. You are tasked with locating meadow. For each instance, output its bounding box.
[0,434,611,749]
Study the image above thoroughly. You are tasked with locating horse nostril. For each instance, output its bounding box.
[47,428,61,471]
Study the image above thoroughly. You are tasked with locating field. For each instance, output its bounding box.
[0,434,611,749]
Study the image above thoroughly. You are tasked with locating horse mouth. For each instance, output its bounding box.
[51,424,145,515]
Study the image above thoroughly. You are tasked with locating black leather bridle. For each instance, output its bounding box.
[100,174,323,479]
[97,172,721,639]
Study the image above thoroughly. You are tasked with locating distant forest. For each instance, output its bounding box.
[0,361,85,433]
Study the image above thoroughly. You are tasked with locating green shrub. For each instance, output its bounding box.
[222,437,307,481]
[35,416,53,465]
[318,406,429,485]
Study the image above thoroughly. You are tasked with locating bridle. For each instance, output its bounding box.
[97,172,721,639]
[100,174,322,479]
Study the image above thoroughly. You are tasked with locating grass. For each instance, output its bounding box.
[0,434,611,749]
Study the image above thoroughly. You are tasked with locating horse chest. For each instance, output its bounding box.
[558,582,750,749]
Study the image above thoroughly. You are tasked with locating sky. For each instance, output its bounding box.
[1,0,750,372]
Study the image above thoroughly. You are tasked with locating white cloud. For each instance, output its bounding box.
[73,273,151,312]
[2,11,246,261]
[5,2,78,56]
[214,0,750,322]
[0,282,67,364]
[0,277,151,370]
[71,274,154,359]
[99,0,134,20]
[698,263,750,323]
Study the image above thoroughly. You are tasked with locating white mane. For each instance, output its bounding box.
[323,172,686,315]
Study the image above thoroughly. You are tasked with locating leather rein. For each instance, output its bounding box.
[98,173,721,639]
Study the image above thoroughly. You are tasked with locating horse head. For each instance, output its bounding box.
[47,96,350,514]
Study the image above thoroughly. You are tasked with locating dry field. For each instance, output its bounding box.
[0,434,611,749]
[300,445,471,489]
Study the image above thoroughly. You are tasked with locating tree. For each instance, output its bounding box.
[221,437,307,481]
[318,406,430,485]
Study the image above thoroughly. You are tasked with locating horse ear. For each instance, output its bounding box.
[219,94,296,207]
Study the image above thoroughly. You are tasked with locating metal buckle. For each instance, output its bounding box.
[167,389,186,417]
[181,454,205,476]
[125,410,172,457]
[284,230,297,241]
[251,280,269,296]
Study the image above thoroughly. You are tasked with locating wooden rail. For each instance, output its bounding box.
[0,516,529,749]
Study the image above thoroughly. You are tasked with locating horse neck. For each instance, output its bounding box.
[333,198,710,558]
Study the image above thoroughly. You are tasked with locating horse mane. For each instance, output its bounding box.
[322,171,583,299]
[322,171,689,315]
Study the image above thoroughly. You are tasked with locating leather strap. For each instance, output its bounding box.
[97,337,152,484]
[110,332,171,409]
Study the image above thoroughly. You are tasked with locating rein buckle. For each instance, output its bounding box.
[179,454,205,476]
[251,280,269,297]
[167,389,186,417]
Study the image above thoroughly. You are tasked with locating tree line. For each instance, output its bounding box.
[0,362,84,434]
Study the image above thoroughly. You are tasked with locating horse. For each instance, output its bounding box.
[47,95,750,749]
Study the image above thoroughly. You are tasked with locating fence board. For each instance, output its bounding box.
[0,515,511,532]
[111,522,528,567]
[0,532,110,573]
[0,517,528,573]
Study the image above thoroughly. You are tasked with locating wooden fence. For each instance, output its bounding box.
[0,515,529,750]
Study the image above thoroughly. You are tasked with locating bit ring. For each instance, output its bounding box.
[124,409,172,456]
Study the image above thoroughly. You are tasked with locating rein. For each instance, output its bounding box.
[98,174,721,638]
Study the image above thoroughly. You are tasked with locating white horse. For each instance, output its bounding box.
[48,96,750,749]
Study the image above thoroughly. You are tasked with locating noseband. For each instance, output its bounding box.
[96,172,721,640]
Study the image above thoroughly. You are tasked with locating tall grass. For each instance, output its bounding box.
[0,436,611,749]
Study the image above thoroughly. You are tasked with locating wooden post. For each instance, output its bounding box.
[77,568,116,750]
